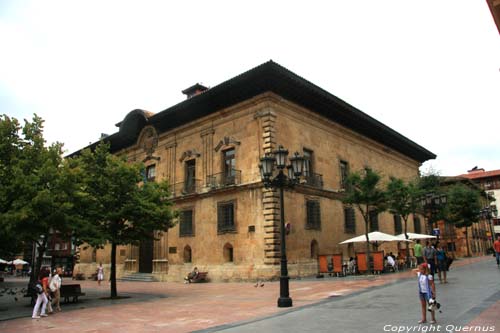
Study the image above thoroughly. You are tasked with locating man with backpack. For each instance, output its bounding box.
[423,241,437,276]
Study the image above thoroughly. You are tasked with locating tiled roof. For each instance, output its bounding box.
[458,169,500,180]
[69,61,436,162]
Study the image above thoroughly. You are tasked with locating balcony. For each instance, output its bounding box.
[172,179,202,197]
[302,173,323,189]
[207,170,242,190]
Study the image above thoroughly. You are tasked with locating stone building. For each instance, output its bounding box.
[74,61,435,281]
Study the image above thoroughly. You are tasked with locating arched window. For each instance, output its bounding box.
[184,245,192,263]
[223,243,234,262]
[310,239,319,259]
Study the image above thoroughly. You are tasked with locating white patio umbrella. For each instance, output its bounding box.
[395,232,436,241]
[339,231,402,244]
[11,259,29,265]
[0,258,7,264]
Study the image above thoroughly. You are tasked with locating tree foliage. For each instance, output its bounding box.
[342,168,386,267]
[386,177,421,263]
[73,142,177,298]
[0,114,79,280]
[446,183,481,256]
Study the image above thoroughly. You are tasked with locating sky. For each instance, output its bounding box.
[1,0,499,176]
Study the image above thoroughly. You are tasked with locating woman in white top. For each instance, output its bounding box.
[97,263,104,286]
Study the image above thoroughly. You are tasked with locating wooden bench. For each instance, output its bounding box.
[190,272,208,283]
[60,284,85,303]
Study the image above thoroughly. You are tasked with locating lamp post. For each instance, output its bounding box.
[480,206,498,248]
[259,146,306,308]
[420,193,447,242]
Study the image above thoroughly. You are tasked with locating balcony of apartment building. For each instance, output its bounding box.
[170,166,242,198]
[171,179,203,198]
[302,172,324,189]
[207,169,242,190]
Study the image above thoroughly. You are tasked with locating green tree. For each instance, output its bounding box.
[386,177,421,264]
[0,115,23,257]
[342,168,386,269]
[0,114,80,281]
[74,142,177,298]
[446,183,481,257]
[417,173,446,234]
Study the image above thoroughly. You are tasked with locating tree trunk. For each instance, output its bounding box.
[31,240,46,283]
[465,227,471,257]
[365,215,371,274]
[110,242,117,298]
[403,217,409,267]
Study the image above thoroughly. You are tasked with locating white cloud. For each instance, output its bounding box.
[1,0,499,173]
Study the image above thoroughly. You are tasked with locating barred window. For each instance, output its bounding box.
[179,210,194,237]
[414,216,422,234]
[393,215,402,234]
[369,210,379,232]
[344,206,356,234]
[218,201,236,233]
[306,200,321,230]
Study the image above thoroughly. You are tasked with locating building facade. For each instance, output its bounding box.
[459,168,500,239]
[74,61,435,281]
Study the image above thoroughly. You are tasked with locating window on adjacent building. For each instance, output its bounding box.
[218,201,236,233]
[340,160,349,189]
[184,159,196,193]
[306,200,321,230]
[369,210,379,232]
[414,216,422,234]
[303,149,313,177]
[222,148,236,185]
[180,209,194,237]
[394,215,402,234]
[146,164,156,182]
[344,206,356,234]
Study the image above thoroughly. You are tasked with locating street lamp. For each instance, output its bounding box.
[259,146,305,308]
[480,206,498,247]
[420,193,447,241]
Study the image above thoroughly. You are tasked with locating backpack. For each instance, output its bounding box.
[32,280,43,295]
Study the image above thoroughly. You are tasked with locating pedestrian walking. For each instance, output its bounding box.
[50,266,62,312]
[494,236,500,267]
[414,240,424,265]
[423,241,437,276]
[97,263,104,286]
[32,269,49,319]
[435,243,448,283]
[414,263,436,324]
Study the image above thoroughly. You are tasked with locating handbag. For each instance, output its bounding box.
[446,257,453,270]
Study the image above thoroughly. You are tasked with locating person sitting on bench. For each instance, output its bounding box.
[184,267,199,284]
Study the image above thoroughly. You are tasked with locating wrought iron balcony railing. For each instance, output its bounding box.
[207,170,241,190]
[172,179,202,197]
[302,173,323,189]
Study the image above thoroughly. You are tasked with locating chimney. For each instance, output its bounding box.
[182,83,208,99]
[467,166,485,174]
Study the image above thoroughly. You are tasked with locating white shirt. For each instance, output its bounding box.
[387,256,396,267]
[418,272,433,293]
[49,274,62,291]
